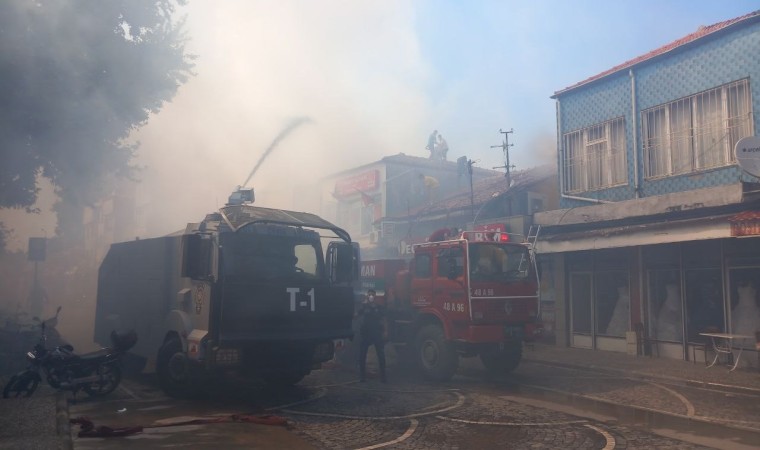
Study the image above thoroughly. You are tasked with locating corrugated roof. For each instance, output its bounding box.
[729,210,760,221]
[384,164,556,221]
[552,10,760,98]
[321,152,499,181]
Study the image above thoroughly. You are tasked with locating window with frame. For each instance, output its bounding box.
[413,254,431,278]
[642,78,754,178]
[562,117,627,193]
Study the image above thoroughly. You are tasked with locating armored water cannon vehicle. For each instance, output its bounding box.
[94,187,359,397]
[360,227,541,381]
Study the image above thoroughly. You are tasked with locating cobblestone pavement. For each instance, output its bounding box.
[60,364,727,450]
[286,369,718,450]
[14,340,759,449]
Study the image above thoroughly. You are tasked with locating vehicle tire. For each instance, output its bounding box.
[84,363,122,397]
[157,338,195,398]
[393,343,415,369]
[480,343,522,375]
[262,370,309,388]
[414,324,458,382]
[3,372,40,398]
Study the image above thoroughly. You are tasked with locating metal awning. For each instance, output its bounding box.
[536,214,734,254]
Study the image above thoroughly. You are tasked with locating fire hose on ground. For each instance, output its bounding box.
[70,413,289,438]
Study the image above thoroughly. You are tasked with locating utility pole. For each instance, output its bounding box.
[468,159,475,222]
[491,128,515,218]
[491,128,514,187]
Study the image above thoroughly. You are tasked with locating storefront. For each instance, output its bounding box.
[538,212,760,366]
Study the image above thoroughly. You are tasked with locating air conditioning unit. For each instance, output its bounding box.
[369,231,380,244]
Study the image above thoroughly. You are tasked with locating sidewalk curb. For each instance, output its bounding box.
[522,355,760,396]
[516,382,760,447]
[55,392,72,450]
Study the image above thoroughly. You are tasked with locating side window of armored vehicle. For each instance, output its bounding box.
[221,234,257,278]
[436,248,463,279]
[413,254,432,278]
[294,244,320,277]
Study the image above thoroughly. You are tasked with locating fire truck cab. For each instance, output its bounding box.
[368,229,540,381]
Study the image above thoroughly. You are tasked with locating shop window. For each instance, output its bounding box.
[643,243,679,267]
[682,240,721,268]
[728,267,760,346]
[685,268,724,342]
[570,272,592,334]
[648,270,683,342]
[595,271,629,337]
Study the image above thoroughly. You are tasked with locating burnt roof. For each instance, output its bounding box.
[552,10,760,98]
[384,164,556,221]
[322,152,500,180]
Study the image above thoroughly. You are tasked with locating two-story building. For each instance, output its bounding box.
[535,10,760,365]
[309,153,500,259]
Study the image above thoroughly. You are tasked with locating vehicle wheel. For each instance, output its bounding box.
[3,372,40,398]
[415,324,458,382]
[480,343,522,375]
[393,343,415,369]
[84,363,122,396]
[157,338,194,398]
[262,370,309,388]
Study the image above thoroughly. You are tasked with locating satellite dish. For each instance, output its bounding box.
[735,136,760,178]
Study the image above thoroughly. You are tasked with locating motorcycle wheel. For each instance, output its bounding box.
[83,363,122,397]
[3,372,40,398]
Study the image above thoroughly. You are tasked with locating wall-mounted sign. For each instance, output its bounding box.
[334,170,379,198]
[734,136,760,178]
[729,211,760,237]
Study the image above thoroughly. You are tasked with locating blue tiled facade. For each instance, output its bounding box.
[556,19,760,209]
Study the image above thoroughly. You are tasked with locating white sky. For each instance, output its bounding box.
[3,0,758,250]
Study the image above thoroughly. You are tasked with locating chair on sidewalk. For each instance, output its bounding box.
[634,323,658,357]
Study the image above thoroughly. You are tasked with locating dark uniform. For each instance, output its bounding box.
[357,291,387,382]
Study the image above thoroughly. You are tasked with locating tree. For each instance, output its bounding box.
[0,0,194,247]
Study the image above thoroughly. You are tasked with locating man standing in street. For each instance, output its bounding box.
[357,289,387,382]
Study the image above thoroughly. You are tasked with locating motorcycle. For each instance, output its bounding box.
[3,307,137,398]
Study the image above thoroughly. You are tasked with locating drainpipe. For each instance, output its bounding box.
[630,68,640,198]
[556,98,610,204]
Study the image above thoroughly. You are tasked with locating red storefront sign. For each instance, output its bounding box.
[334,170,379,198]
[729,211,760,237]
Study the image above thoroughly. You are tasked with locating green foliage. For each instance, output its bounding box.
[0,0,194,242]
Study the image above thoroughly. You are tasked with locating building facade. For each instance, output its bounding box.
[536,11,760,365]
[310,154,501,259]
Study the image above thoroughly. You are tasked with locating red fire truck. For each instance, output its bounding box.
[361,228,540,381]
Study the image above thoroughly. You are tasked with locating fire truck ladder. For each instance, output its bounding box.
[527,224,542,322]
[526,224,541,251]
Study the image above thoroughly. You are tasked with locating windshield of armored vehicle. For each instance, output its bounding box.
[468,243,531,281]
[221,232,324,281]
